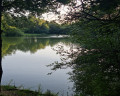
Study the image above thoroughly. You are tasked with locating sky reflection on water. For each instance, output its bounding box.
[2,37,73,95]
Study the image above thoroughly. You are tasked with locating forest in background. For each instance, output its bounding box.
[1,13,70,37]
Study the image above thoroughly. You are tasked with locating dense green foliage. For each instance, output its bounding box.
[1,13,24,36]
[1,85,58,96]
[48,0,120,96]
[1,0,72,37]
[68,20,120,96]
[1,13,69,36]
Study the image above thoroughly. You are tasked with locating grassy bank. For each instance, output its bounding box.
[0,85,58,96]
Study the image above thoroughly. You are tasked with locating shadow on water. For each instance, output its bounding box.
[50,43,120,96]
[70,50,120,96]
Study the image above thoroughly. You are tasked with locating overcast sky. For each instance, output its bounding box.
[41,0,81,23]
[41,5,69,22]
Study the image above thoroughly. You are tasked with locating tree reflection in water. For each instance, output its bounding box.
[2,36,120,95]
[1,36,70,92]
[50,44,120,96]
[2,37,70,94]
[2,37,70,57]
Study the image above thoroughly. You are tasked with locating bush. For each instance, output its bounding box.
[5,26,24,37]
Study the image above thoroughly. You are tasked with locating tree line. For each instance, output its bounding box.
[1,13,70,36]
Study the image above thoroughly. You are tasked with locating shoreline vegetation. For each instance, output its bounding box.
[0,84,75,96]
[0,85,58,96]
[1,13,70,37]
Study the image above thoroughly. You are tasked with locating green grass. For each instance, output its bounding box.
[0,85,58,96]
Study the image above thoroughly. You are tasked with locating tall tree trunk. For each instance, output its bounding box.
[0,0,3,92]
[0,66,2,92]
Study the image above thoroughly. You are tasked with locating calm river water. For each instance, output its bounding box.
[2,36,73,95]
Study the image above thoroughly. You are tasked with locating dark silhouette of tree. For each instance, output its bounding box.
[0,64,2,92]
[47,0,120,95]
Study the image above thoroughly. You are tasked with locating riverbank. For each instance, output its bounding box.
[24,33,48,37]
[2,33,69,38]
[0,85,58,96]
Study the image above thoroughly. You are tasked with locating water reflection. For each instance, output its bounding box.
[1,36,73,95]
[2,37,70,57]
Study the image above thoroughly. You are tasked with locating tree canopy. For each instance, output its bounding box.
[66,0,120,22]
[1,13,70,36]
[1,0,72,15]
[47,0,120,95]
